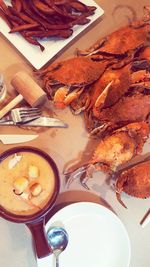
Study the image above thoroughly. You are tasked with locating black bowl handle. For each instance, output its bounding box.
[27,218,52,259]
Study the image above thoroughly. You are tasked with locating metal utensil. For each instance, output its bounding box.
[47,227,69,267]
[0,116,68,128]
[0,71,47,119]
[11,107,42,123]
[0,107,41,124]
[0,134,38,144]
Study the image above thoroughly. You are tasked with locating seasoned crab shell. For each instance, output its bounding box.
[93,24,150,55]
[115,159,150,208]
[78,6,150,57]
[65,122,149,188]
[43,57,107,86]
[90,122,149,171]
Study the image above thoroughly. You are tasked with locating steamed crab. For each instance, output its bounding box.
[90,85,150,137]
[83,58,150,137]
[36,57,107,108]
[63,56,148,115]
[65,122,149,188]
[70,63,131,115]
[115,158,150,208]
[36,6,150,114]
[77,6,150,63]
[85,51,150,114]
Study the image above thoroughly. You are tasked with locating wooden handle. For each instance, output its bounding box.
[11,71,47,107]
[0,94,23,119]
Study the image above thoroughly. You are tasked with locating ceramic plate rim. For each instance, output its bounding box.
[42,202,131,267]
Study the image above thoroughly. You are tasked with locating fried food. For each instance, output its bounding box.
[0,0,97,50]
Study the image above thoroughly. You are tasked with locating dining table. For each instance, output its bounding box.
[0,0,150,267]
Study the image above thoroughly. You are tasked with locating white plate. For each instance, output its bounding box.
[0,1,104,69]
[37,202,131,267]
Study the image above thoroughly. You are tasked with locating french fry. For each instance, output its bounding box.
[32,0,55,15]
[22,33,45,51]
[0,0,8,12]
[0,8,12,28]
[10,23,39,33]
[11,0,22,12]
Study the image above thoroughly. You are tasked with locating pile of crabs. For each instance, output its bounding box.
[36,6,150,208]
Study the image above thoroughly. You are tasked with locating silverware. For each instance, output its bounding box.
[47,227,69,267]
[0,71,47,120]
[11,107,42,123]
[0,134,38,144]
[0,116,68,128]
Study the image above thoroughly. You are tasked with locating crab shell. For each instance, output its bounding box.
[87,64,131,111]
[138,46,150,60]
[93,58,150,111]
[83,57,150,135]
[65,122,149,189]
[43,57,107,87]
[94,90,150,124]
[77,8,150,57]
[92,23,150,55]
[90,122,150,171]
[115,159,150,208]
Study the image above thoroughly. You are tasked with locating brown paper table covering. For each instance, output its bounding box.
[0,1,149,267]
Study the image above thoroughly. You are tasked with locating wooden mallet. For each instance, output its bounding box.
[0,71,47,119]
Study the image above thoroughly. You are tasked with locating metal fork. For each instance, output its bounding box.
[10,107,42,123]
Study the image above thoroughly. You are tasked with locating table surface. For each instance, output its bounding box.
[0,1,149,267]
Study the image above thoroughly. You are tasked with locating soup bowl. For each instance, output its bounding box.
[0,146,60,258]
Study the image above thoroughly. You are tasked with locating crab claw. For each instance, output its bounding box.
[89,123,112,138]
[93,81,114,117]
[115,191,127,209]
[64,164,89,188]
[64,162,102,189]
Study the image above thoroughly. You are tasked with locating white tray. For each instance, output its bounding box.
[0,0,104,69]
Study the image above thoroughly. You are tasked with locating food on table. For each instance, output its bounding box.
[0,0,97,50]
[0,151,56,215]
[115,159,150,208]
[77,6,150,58]
[36,57,107,108]
[13,177,29,195]
[87,78,150,138]
[65,122,149,188]
[38,7,150,117]
[85,56,150,134]
[29,182,42,197]
[28,164,39,178]
[8,153,22,169]
[37,6,150,207]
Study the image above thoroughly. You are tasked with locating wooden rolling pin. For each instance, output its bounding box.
[0,71,47,119]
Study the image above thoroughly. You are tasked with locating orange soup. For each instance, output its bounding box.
[0,152,56,215]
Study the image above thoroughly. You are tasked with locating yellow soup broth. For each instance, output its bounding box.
[0,152,56,215]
